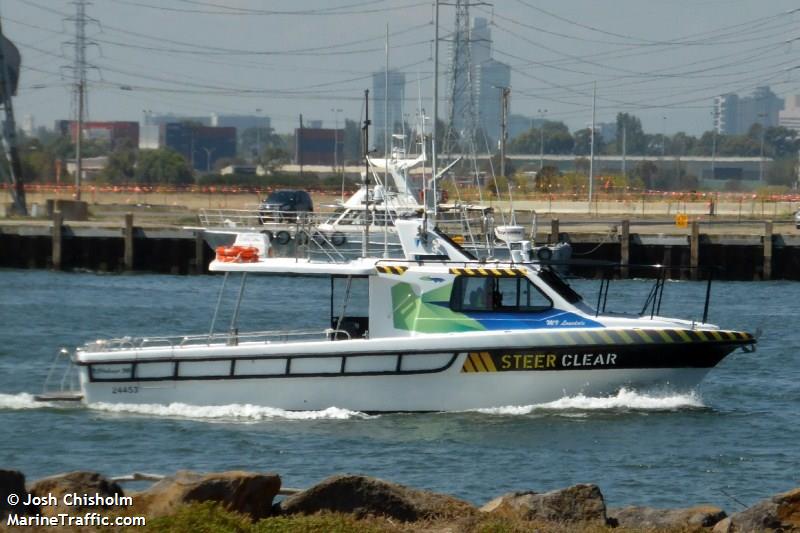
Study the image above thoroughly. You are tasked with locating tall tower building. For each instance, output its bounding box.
[470,17,491,65]
[714,87,783,135]
[447,13,511,148]
[475,60,511,144]
[372,69,406,151]
[743,86,783,132]
[713,94,738,135]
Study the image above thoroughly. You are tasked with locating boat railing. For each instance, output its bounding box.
[585,262,715,323]
[199,208,418,231]
[198,207,264,228]
[81,328,355,353]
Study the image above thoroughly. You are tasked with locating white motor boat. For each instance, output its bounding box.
[41,219,755,412]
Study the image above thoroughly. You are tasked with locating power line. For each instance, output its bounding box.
[107,0,429,16]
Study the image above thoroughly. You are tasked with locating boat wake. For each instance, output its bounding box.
[0,393,55,410]
[0,392,370,421]
[472,388,706,416]
[0,389,704,420]
[87,401,371,422]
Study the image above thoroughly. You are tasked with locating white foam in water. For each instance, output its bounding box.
[0,392,53,410]
[88,401,371,421]
[473,388,705,415]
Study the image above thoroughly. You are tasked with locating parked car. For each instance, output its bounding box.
[795,208,800,229]
[259,190,313,222]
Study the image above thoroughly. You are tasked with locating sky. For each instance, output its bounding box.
[3,0,800,137]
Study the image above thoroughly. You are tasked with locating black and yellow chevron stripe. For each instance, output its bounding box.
[449,267,526,277]
[462,352,497,373]
[376,265,408,275]
[530,328,753,347]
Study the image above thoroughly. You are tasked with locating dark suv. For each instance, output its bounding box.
[259,190,313,222]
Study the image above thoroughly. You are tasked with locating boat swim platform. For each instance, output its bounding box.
[0,214,798,280]
[33,392,83,402]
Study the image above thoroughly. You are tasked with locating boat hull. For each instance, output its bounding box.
[79,366,715,412]
[75,331,749,411]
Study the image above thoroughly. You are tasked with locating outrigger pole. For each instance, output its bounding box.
[431,0,439,220]
[362,89,370,258]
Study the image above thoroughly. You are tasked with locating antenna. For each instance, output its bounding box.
[362,89,370,258]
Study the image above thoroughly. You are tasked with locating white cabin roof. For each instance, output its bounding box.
[209,257,379,276]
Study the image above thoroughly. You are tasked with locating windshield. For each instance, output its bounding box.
[266,191,296,203]
[536,268,583,304]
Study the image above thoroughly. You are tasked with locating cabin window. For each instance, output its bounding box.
[373,212,392,226]
[450,275,553,313]
[338,211,364,226]
[324,208,345,224]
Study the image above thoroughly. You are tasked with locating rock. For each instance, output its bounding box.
[0,470,38,518]
[278,474,475,522]
[610,505,726,529]
[29,471,125,516]
[480,484,607,525]
[133,470,280,520]
[713,487,800,533]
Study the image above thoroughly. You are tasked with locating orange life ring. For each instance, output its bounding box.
[215,245,260,263]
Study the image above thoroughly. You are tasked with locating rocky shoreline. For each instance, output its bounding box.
[2,468,799,532]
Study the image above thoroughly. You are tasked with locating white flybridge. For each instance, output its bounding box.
[41,218,755,411]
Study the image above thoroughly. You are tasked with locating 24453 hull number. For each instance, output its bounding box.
[111,386,139,394]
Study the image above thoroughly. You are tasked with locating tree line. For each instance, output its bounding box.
[14,110,800,189]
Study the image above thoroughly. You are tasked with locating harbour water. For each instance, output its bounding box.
[0,269,797,510]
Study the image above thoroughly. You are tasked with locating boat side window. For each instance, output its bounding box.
[338,211,361,226]
[373,211,391,226]
[325,208,345,224]
[450,276,553,313]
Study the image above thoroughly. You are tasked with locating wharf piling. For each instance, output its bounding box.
[51,211,62,270]
[123,213,134,272]
[690,221,700,281]
[763,221,773,281]
[550,218,559,244]
[620,219,630,279]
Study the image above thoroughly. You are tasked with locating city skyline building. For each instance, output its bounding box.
[713,86,783,135]
[475,58,511,144]
[211,113,271,132]
[143,112,211,127]
[778,94,800,132]
[164,122,236,171]
[56,120,139,150]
